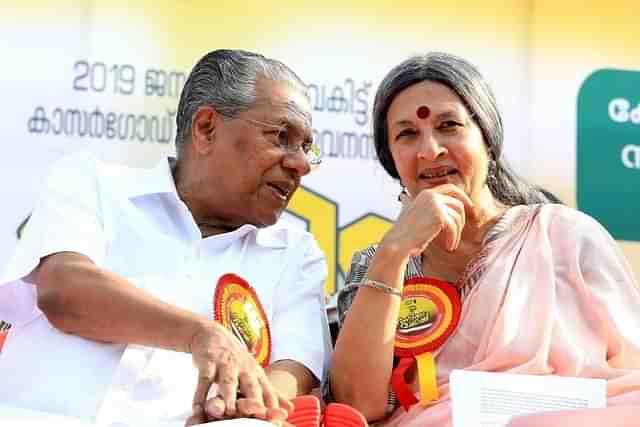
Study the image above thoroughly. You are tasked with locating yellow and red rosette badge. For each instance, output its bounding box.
[213,274,271,368]
[0,320,12,353]
[391,277,461,410]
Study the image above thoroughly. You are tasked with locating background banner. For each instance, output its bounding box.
[1,1,639,311]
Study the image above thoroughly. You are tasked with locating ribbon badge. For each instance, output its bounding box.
[391,277,461,410]
[213,274,272,368]
[0,320,12,353]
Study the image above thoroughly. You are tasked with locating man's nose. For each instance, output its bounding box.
[283,148,311,176]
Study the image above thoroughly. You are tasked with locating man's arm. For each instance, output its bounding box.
[36,251,279,419]
[36,251,204,351]
[269,233,330,390]
[266,359,318,399]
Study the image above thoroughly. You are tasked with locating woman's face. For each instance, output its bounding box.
[386,80,490,206]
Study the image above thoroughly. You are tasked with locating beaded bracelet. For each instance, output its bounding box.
[354,279,403,298]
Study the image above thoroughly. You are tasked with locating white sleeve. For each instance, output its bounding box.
[0,152,108,286]
[269,233,331,383]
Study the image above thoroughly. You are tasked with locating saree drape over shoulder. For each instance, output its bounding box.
[339,204,640,427]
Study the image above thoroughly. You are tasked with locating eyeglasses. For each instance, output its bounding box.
[229,115,322,169]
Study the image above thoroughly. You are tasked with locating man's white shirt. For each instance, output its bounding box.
[0,152,331,425]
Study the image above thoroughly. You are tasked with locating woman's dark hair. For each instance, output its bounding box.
[537,187,563,204]
[372,52,546,206]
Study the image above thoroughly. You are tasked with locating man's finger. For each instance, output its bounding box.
[185,404,206,427]
[266,406,290,425]
[237,397,268,419]
[204,396,226,420]
[192,369,216,409]
[217,364,239,417]
[258,375,279,411]
[276,392,294,415]
[239,371,265,409]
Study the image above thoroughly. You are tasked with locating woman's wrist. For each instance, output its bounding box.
[366,243,411,290]
[374,241,412,267]
[353,279,403,298]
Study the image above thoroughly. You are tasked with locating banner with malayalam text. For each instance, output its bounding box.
[1,1,638,306]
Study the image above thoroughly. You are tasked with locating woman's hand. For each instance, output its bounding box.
[380,184,473,258]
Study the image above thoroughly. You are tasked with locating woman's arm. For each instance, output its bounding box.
[330,245,408,421]
[330,185,473,421]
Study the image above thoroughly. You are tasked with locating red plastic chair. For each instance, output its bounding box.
[288,395,368,427]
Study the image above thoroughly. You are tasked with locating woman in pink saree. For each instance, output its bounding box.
[327,53,640,426]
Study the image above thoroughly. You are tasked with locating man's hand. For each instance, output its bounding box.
[186,395,293,427]
[188,322,288,424]
[34,252,301,427]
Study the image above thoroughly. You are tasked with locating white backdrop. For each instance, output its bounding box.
[1,1,638,296]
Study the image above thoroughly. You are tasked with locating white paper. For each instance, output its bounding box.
[450,370,606,427]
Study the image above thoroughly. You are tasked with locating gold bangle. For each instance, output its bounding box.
[355,279,402,298]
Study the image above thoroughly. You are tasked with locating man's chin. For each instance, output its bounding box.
[252,209,285,228]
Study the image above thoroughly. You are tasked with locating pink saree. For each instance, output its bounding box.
[380,204,640,426]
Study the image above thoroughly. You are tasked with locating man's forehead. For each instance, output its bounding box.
[277,100,312,127]
[254,79,312,127]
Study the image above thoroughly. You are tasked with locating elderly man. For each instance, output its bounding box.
[0,49,330,427]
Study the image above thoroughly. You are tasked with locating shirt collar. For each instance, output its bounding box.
[200,224,288,249]
[125,156,179,199]
[125,156,289,249]
[255,225,290,249]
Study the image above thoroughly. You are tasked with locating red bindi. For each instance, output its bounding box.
[416,105,430,119]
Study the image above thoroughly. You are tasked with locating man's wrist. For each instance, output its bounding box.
[184,316,213,354]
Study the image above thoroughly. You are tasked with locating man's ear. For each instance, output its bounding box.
[191,106,220,155]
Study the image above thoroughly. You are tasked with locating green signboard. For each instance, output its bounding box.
[577,69,640,241]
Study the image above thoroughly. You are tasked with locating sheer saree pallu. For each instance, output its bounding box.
[380,204,640,427]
